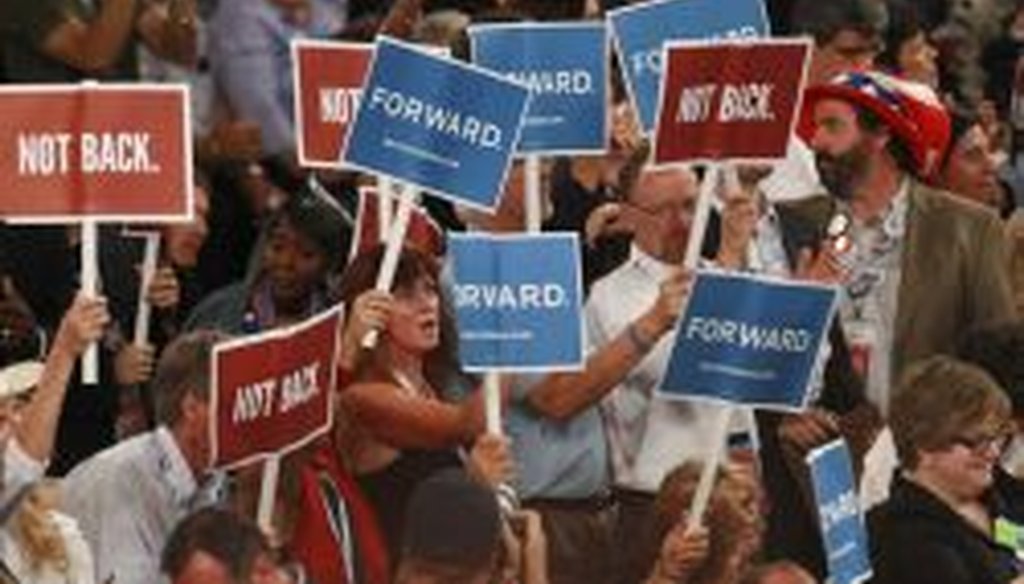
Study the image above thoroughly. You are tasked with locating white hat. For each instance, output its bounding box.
[0,361,44,400]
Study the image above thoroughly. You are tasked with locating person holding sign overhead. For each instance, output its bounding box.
[333,246,492,563]
[543,145,725,584]
[0,291,108,509]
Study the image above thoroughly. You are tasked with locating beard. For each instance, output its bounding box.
[815,144,871,202]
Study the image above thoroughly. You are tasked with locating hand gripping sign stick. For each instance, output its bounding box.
[361,186,422,349]
[80,221,100,384]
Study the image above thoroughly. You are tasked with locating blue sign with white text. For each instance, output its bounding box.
[470,23,608,154]
[344,37,531,210]
[449,233,584,371]
[608,0,769,132]
[658,270,837,409]
[807,439,873,584]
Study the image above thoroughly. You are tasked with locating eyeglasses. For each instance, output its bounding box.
[949,432,1014,456]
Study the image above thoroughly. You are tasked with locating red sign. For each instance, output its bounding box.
[654,40,811,164]
[292,40,372,169]
[351,185,445,259]
[210,306,343,470]
[0,84,192,223]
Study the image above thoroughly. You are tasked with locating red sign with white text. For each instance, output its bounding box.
[351,185,445,259]
[292,40,373,169]
[210,306,343,470]
[0,84,192,223]
[654,40,811,164]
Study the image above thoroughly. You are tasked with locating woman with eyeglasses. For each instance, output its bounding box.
[868,356,1023,584]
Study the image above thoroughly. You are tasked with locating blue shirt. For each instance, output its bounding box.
[209,0,346,156]
[505,373,609,500]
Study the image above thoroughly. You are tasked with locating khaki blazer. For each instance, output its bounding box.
[777,180,1016,393]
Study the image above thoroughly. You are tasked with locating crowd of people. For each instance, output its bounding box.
[0,0,1022,582]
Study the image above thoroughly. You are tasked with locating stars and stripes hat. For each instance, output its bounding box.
[804,70,951,182]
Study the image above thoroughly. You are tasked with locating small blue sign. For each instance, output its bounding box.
[608,0,769,132]
[658,270,837,409]
[344,37,531,211]
[470,22,608,154]
[807,439,873,584]
[449,233,584,372]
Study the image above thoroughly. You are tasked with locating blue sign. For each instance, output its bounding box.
[807,439,873,584]
[344,37,531,211]
[449,233,584,372]
[658,270,837,409]
[608,0,769,132]
[470,23,608,154]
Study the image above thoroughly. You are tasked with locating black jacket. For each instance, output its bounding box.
[868,477,1021,584]
[753,196,880,579]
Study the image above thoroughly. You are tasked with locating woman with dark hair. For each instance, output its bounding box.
[333,245,489,561]
[185,182,349,334]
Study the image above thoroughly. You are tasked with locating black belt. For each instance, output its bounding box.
[524,489,616,513]
[612,486,655,507]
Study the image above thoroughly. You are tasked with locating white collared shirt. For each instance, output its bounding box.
[589,245,732,493]
[62,427,202,584]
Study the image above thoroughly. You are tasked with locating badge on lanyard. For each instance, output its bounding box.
[994,516,1024,561]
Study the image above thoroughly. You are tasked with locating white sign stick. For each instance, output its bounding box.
[378,177,395,243]
[257,454,282,536]
[686,405,733,532]
[525,155,543,234]
[80,221,99,385]
[485,367,512,506]
[484,371,502,435]
[133,233,161,347]
[684,163,720,271]
[362,185,421,348]
[683,163,737,531]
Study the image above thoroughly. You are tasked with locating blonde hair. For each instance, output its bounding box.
[13,480,69,575]
[646,462,764,584]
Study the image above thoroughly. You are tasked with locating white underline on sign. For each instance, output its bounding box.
[462,331,534,341]
[525,115,565,127]
[384,137,461,169]
[698,361,777,381]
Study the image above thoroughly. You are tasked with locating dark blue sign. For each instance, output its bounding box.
[658,270,837,409]
[807,439,873,584]
[470,22,608,154]
[344,37,531,211]
[449,233,583,371]
[608,0,769,132]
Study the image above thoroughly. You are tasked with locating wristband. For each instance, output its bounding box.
[627,322,654,354]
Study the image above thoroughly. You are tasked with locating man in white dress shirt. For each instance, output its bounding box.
[63,330,225,584]
[584,157,732,584]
